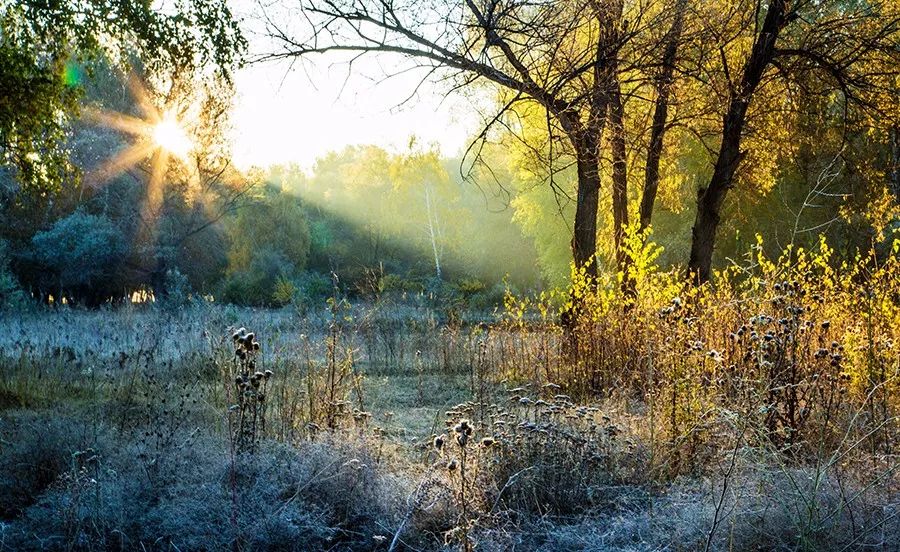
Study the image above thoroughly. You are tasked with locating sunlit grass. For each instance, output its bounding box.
[0,233,896,549]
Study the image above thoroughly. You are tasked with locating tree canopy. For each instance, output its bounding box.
[0,0,245,193]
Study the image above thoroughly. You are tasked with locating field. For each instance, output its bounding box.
[5,0,900,549]
[0,254,898,552]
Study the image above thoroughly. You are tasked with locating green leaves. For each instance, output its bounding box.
[0,0,247,195]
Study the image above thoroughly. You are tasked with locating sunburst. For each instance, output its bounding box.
[152,110,192,159]
[83,74,200,273]
[83,75,196,193]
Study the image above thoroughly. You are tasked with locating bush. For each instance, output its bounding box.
[3,426,407,551]
[221,250,295,306]
[287,272,335,312]
[157,268,193,309]
[467,282,509,312]
[379,274,425,295]
[271,275,297,307]
[29,211,125,299]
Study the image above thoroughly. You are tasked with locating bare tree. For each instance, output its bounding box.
[258,0,662,280]
[638,0,688,232]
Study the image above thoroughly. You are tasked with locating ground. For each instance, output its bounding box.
[0,299,897,551]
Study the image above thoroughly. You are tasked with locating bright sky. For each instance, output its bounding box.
[229,47,480,171]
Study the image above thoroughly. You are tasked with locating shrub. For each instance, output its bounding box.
[271,275,296,306]
[379,274,424,295]
[221,250,294,306]
[29,211,125,299]
[157,268,193,309]
[286,271,334,313]
[4,433,406,551]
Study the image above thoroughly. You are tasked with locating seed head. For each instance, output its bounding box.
[453,419,473,436]
[433,434,445,451]
[447,459,458,472]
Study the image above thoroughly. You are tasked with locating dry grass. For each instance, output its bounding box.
[0,242,897,551]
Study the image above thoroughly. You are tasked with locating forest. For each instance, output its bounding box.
[0,0,899,550]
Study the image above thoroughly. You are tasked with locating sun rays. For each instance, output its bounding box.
[84,75,195,192]
[82,74,203,275]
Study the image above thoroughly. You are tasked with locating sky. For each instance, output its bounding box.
[227,9,481,171]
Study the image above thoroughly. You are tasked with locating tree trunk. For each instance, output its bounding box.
[640,0,687,231]
[608,78,630,274]
[572,144,602,280]
[423,183,443,280]
[688,0,787,283]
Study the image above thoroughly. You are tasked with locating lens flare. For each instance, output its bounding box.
[152,112,192,158]
[83,75,198,190]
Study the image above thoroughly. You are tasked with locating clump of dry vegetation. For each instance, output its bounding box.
[0,237,897,551]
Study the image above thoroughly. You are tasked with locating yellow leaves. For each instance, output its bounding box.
[847,187,900,241]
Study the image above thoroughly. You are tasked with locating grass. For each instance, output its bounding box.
[0,246,897,552]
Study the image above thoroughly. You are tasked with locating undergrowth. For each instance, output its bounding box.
[0,232,896,550]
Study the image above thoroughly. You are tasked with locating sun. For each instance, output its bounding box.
[81,73,204,252]
[81,75,200,191]
[152,111,192,158]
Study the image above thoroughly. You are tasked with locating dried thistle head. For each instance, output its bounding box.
[452,419,473,447]
[453,419,472,436]
[433,434,445,452]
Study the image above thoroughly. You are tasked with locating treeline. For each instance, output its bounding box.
[268,0,900,286]
[2,0,900,309]
[0,54,897,308]
[0,62,540,308]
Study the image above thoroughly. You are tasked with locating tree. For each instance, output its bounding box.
[687,0,900,283]
[390,144,456,281]
[30,211,126,302]
[260,0,669,280]
[223,185,312,305]
[0,0,245,194]
[639,0,688,232]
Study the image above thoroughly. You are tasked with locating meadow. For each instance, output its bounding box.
[0,241,897,552]
[4,0,900,549]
